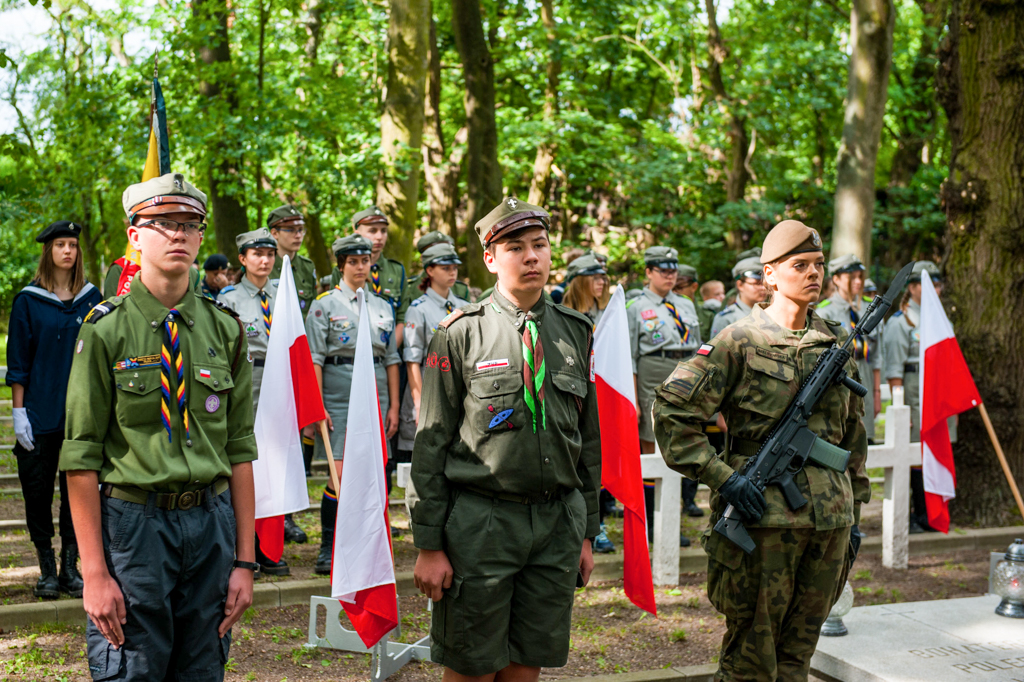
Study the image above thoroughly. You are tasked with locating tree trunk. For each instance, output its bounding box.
[452,0,500,287]
[422,16,467,236]
[527,0,560,207]
[192,0,249,264]
[938,0,1024,526]
[831,0,894,266]
[888,0,948,187]
[377,0,429,267]
[305,196,332,278]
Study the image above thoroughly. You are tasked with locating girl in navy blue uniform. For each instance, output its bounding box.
[7,221,102,598]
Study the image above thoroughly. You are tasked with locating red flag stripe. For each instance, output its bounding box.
[289,335,326,428]
[254,515,285,564]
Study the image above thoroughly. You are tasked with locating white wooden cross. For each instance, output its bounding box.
[865,387,918,569]
[641,452,683,586]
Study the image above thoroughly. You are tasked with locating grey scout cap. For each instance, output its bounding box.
[416,231,455,253]
[267,204,304,228]
[475,197,550,247]
[565,253,606,284]
[864,278,877,293]
[123,172,207,221]
[644,246,678,269]
[737,246,762,261]
[352,206,388,229]
[828,253,865,276]
[732,256,764,281]
[677,264,698,281]
[909,260,941,282]
[333,233,373,258]
[421,242,461,268]
[236,228,277,253]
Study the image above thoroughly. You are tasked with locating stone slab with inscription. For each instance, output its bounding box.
[811,595,1024,681]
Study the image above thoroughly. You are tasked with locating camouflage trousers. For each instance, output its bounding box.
[704,525,852,682]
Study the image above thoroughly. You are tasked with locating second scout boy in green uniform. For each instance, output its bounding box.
[267,204,317,319]
[654,220,868,682]
[62,172,258,680]
[411,197,601,681]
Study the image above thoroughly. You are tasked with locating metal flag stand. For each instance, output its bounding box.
[306,594,432,681]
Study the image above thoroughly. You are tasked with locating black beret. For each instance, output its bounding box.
[36,221,82,244]
[203,254,230,271]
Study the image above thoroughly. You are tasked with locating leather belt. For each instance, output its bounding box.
[461,484,570,505]
[324,356,381,366]
[101,478,229,511]
[904,362,919,374]
[645,350,694,360]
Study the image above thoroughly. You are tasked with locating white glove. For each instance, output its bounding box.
[13,408,34,451]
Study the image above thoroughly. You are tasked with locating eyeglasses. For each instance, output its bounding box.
[276,227,307,235]
[653,267,677,277]
[137,219,207,238]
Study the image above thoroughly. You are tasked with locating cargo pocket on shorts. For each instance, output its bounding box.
[219,631,232,665]
[704,529,753,620]
[102,498,136,554]
[438,575,464,652]
[87,640,124,681]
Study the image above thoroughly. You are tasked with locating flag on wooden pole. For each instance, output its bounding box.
[594,285,656,616]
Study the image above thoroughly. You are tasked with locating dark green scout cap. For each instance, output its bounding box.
[267,204,304,229]
[586,249,608,266]
[333,234,373,258]
[421,242,461,268]
[908,260,941,283]
[828,253,865,276]
[352,206,389,230]
[677,264,698,281]
[475,197,550,247]
[36,220,82,243]
[416,230,455,253]
[565,253,606,284]
[643,246,679,269]
[236,228,277,253]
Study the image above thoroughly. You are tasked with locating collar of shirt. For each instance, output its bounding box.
[240,275,274,299]
[641,287,668,306]
[335,280,359,303]
[750,303,835,348]
[490,286,546,329]
[129,276,199,334]
[734,298,752,315]
[425,286,456,308]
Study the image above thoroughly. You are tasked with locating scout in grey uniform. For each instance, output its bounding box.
[883,260,948,533]
[627,247,702,450]
[710,256,768,338]
[306,234,401,573]
[816,254,882,441]
[400,242,469,453]
[560,253,608,327]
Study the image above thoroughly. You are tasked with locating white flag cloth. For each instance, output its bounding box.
[252,256,315,518]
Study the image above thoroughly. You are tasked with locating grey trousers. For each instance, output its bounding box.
[86,489,237,681]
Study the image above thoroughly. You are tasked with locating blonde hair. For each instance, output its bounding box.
[563,274,609,314]
[34,238,85,296]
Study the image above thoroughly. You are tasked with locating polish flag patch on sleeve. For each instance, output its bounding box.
[697,344,714,357]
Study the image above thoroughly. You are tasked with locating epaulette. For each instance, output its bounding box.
[439,308,466,329]
[821,317,842,328]
[84,297,123,324]
[552,302,594,330]
[625,298,637,309]
[716,305,734,317]
[219,285,236,294]
[410,298,423,307]
[203,296,240,318]
[817,299,833,308]
[316,290,333,300]
[892,310,903,317]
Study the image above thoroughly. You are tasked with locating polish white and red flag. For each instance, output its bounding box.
[593,285,656,616]
[330,287,398,647]
[253,256,326,562]
[920,271,980,533]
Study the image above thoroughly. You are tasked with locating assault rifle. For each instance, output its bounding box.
[713,261,915,554]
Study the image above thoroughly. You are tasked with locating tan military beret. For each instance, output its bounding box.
[123,172,207,221]
[760,220,823,264]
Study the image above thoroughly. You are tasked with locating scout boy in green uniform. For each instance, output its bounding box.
[411,197,601,681]
[268,204,317,320]
[62,172,258,680]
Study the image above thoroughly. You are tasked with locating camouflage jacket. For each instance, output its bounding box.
[653,303,869,530]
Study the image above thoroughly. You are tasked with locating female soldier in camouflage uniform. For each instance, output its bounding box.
[305,234,401,573]
[654,220,869,682]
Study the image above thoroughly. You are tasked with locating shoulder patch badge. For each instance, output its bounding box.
[697,343,714,356]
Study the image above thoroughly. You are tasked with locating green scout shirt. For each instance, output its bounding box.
[653,304,869,530]
[697,299,719,341]
[330,256,407,323]
[61,278,258,492]
[271,253,317,320]
[410,288,602,550]
[402,273,472,310]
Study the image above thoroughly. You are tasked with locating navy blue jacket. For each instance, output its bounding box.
[6,281,102,434]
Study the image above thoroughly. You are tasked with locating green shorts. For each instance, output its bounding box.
[431,488,588,676]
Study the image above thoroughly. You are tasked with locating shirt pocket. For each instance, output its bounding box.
[190,364,235,423]
[375,318,395,350]
[550,370,588,432]
[113,367,162,428]
[468,370,524,433]
[734,351,797,419]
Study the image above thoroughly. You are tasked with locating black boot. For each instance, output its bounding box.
[58,543,84,597]
[34,544,60,600]
[284,514,308,544]
[315,528,333,575]
[254,534,290,576]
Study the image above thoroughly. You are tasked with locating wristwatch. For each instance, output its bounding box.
[233,560,261,573]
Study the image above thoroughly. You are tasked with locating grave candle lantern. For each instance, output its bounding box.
[821,580,854,636]
[994,538,1024,618]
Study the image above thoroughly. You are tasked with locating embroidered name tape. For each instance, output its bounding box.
[697,344,714,356]
[755,347,790,363]
[476,358,509,371]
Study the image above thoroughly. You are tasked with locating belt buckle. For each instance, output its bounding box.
[177,491,197,510]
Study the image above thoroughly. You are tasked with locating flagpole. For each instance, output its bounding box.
[320,421,341,493]
[977,403,1024,520]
